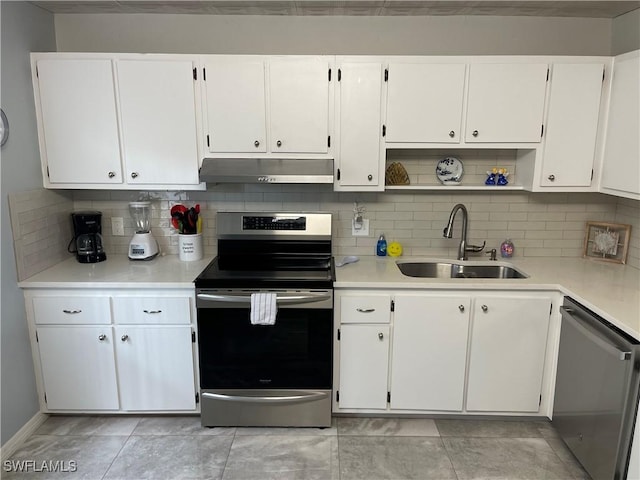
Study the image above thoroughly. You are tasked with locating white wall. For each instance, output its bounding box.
[612,8,640,54]
[53,13,612,55]
[0,1,56,445]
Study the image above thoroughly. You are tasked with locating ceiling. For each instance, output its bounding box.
[29,1,640,17]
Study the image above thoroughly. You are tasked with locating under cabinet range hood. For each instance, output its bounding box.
[199,158,334,184]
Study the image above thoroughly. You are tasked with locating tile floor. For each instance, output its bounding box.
[3,415,591,480]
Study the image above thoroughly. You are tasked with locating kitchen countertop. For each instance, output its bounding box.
[17,254,214,289]
[335,255,640,340]
[18,253,640,340]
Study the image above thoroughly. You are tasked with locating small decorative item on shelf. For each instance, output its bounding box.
[387,241,403,257]
[583,221,631,264]
[497,168,509,186]
[385,162,410,185]
[436,157,464,185]
[485,168,498,185]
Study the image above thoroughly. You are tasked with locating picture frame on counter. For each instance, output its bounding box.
[583,221,631,264]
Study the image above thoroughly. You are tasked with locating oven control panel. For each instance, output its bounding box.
[242,216,306,231]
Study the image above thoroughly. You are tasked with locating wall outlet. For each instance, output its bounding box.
[111,217,125,236]
[352,218,369,237]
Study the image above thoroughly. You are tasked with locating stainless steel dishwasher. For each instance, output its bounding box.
[553,297,640,480]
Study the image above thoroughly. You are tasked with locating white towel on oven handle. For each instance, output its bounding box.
[250,293,277,325]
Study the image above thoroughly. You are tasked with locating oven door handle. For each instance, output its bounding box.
[197,293,331,306]
[201,391,328,405]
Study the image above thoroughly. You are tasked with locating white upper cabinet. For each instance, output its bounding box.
[600,50,640,200]
[538,63,604,188]
[465,63,548,143]
[116,59,200,185]
[269,57,331,154]
[385,63,466,143]
[35,59,123,185]
[335,60,385,191]
[202,59,267,153]
[31,54,204,190]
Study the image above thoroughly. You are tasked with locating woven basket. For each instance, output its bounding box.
[385,162,410,185]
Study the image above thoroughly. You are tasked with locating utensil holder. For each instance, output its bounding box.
[178,233,203,261]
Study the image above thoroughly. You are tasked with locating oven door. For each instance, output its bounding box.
[196,289,333,427]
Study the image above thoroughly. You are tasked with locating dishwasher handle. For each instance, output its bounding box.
[560,306,632,361]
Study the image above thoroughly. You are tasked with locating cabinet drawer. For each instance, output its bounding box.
[340,295,391,324]
[33,296,111,325]
[112,296,191,325]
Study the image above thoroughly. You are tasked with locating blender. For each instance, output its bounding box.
[128,202,159,260]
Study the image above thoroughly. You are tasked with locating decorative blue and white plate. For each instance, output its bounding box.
[436,157,464,184]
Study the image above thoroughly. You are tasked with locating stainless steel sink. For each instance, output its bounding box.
[396,260,528,279]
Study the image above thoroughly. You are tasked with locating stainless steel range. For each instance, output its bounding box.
[195,212,334,427]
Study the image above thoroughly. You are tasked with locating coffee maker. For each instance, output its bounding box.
[70,211,106,263]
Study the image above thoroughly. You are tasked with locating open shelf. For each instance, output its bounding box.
[385,184,526,191]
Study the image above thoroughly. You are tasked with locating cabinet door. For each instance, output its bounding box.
[390,295,470,411]
[37,326,119,410]
[466,296,551,412]
[203,59,267,153]
[339,324,389,409]
[117,59,199,185]
[336,62,384,189]
[540,63,604,187]
[465,63,548,143]
[115,326,196,411]
[386,63,465,143]
[269,57,330,153]
[601,51,640,198]
[35,59,122,185]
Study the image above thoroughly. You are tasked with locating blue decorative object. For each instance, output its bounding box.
[485,168,497,185]
[497,168,509,186]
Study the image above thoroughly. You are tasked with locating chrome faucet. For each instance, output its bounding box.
[443,204,486,260]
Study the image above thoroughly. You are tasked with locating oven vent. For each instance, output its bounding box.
[199,158,334,184]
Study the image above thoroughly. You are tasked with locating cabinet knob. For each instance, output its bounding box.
[98,334,107,341]
[108,171,116,178]
[276,140,282,147]
[131,172,139,179]
[368,174,373,181]
[449,130,455,138]
[548,174,555,181]
[254,140,260,147]
[458,305,465,312]
[121,334,129,342]
[472,130,479,137]
[378,332,384,340]
[481,304,488,313]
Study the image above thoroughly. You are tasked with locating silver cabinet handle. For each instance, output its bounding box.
[368,174,373,181]
[254,140,260,147]
[356,308,375,313]
[548,174,555,181]
[131,172,139,179]
[98,334,107,341]
[121,334,129,342]
[458,305,465,312]
[143,309,162,314]
[63,309,82,314]
[472,130,479,137]
[481,305,488,312]
[276,140,282,147]
[378,332,384,340]
[449,130,455,138]
[108,171,116,178]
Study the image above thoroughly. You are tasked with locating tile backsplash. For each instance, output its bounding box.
[10,187,639,279]
[71,185,628,262]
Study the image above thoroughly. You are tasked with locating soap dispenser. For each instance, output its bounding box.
[376,234,387,257]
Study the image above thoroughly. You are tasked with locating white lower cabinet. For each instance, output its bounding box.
[37,326,119,411]
[27,290,197,413]
[466,296,551,412]
[390,295,470,411]
[334,290,554,416]
[114,326,196,411]
[339,324,390,409]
